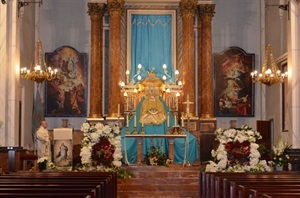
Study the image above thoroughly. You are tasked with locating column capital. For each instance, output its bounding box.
[179,0,198,17]
[198,4,215,18]
[87,3,106,17]
[107,0,125,16]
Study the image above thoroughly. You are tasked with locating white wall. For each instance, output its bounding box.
[40,0,91,130]
[212,0,263,129]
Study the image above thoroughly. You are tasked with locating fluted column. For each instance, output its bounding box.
[87,3,105,118]
[179,0,197,117]
[198,4,215,119]
[107,0,124,117]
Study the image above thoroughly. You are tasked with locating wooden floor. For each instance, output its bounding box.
[117,164,201,198]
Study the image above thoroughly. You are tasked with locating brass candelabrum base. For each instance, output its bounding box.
[172,126,180,135]
[133,127,138,134]
[126,126,130,135]
[166,127,171,134]
[140,126,145,134]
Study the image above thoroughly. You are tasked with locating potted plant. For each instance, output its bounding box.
[271,140,291,171]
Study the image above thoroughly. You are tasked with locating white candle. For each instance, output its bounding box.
[117,104,120,117]
[181,117,184,127]
[142,121,144,127]
[134,114,136,127]
[126,114,129,127]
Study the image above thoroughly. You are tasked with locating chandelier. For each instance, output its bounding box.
[251,44,288,87]
[20,2,58,84]
[20,40,57,83]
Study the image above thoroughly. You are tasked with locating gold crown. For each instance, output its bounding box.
[138,72,165,94]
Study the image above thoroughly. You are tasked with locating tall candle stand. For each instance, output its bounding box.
[186,113,190,132]
[166,112,171,134]
[133,112,138,134]
[126,112,131,135]
[141,124,145,135]
[133,126,138,134]
[180,115,185,134]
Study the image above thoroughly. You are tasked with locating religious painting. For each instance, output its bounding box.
[213,47,254,117]
[45,46,87,117]
[53,139,72,169]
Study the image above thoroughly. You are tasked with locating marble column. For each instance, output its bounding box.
[107,0,124,118]
[179,0,197,117]
[87,3,105,119]
[198,4,215,119]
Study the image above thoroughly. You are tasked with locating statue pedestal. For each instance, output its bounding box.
[125,134,187,166]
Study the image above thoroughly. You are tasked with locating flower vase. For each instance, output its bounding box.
[38,162,47,172]
[275,165,283,172]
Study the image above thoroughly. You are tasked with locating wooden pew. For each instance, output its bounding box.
[248,188,300,198]
[261,192,300,198]
[227,177,300,198]
[0,171,117,198]
[10,171,116,197]
[200,172,300,198]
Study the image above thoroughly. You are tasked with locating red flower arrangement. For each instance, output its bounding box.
[92,137,115,168]
[225,141,251,166]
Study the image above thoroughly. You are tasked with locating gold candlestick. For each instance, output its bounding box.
[133,126,138,134]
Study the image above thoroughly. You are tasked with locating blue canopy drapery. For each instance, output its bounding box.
[121,97,199,164]
[130,14,175,84]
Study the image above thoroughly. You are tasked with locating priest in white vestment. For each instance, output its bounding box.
[35,120,51,158]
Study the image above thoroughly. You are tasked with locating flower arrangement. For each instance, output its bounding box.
[47,162,56,170]
[205,125,272,172]
[271,140,291,167]
[37,156,48,171]
[92,137,115,167]
[143,146,172,166]
[80,122,122,170]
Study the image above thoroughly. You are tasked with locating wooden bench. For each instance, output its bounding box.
[6,171,117,197]
[261,192,300,198]
[0,171,117,198]
[200,172,300,198]
[248,187,300,198]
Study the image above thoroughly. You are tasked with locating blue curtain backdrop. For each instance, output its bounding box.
[130,14,175,83]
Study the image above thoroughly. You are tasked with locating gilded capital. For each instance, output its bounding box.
[107,0,125,16]
[179,0,197,17]
[198,4,216,18]
[87,3,106,17]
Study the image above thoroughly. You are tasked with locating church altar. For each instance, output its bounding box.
[120,97,199,165]
[125,134,187,165]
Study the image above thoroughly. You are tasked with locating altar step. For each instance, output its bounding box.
[117,164,200,198]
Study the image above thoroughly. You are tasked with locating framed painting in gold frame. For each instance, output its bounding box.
[45,46,88,117]
[213,46,255,117]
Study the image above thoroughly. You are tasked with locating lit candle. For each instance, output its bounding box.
[117,104,120,117]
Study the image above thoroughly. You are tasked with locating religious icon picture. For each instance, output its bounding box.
[213,46,255,117]
[45,46,88,117]
[53,139,72,169]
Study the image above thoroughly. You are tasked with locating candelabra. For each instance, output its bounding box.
[251,45,288,87]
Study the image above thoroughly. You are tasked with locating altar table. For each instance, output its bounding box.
[125,134,187,166]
